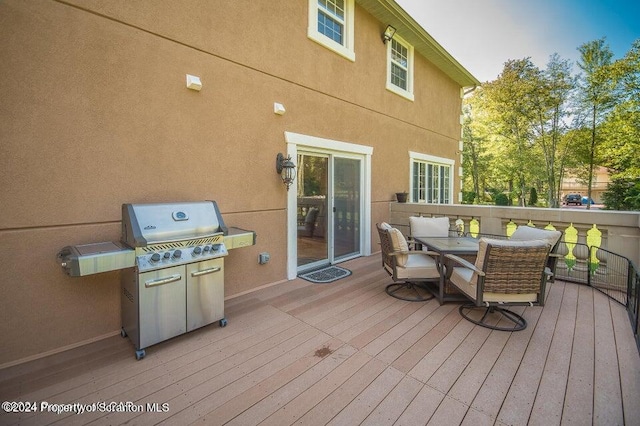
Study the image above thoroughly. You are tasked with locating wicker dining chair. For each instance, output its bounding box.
[509,226,562,282]
[445,237,551,331]
[376,223,440,302]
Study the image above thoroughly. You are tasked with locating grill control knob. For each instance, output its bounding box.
[172,250,182,259]
[163,252,171,259]
[150,253,161,262]
[193,246,202,255]
[203,245,211,252]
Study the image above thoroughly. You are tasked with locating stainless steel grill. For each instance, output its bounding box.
[58,200,255,360]
[119,201,230,360]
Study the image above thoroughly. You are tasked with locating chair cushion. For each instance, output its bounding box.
[395,253,440,280]
[379,222,392,230]
[388,228,409,266]
[304,207,319,224]
[409,216,450,238]
[450,267,477,299]
[511,226,562,247]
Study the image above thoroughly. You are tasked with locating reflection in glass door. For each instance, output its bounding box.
[334,157,361,261]
[297,153,329,269]
[296,152,362,271]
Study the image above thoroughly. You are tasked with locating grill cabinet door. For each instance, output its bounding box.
[186,258,224,331]
[138,265,186,348]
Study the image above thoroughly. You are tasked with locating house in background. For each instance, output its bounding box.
[0,0,478,367]
[560,166,611,204]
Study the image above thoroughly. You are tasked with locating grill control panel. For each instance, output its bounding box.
[136,243,228,272]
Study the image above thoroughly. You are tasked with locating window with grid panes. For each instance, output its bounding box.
[318,0,344,44]
[411,160,452,204]
[308,0,355,61]
[386,35,414,100]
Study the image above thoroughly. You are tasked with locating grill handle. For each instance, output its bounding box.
[191,266,222,277]
[145,274,182,288]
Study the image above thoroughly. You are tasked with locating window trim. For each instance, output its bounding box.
[409,152,454,204]
[308,0,355,62]
[386,34,414,101]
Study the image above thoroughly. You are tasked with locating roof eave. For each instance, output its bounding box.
[356,0,481,87]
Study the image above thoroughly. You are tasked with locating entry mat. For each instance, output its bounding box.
[299,266,352,284]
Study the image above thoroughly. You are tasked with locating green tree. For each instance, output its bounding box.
[576,38,617,209]
[599,39,640,210]
[480,59,541,207]
[533,54,576,207]
[462,94,493,204]
[601,39,640,179]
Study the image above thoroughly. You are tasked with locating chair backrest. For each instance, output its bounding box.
[474,238,550,295]
[409,216,450,238]
[377,223,409,270]
[510,226,562,250]
[304,207,319,224]
[377,223,394,270]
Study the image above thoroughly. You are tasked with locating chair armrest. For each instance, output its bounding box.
[444,254,485,276]
[406,250,439,258]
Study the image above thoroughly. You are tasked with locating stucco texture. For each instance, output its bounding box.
[0,0,463,365]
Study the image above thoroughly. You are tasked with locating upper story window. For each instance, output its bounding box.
[308,0,355,62]
[410,152,453,204]
[386,35,414,101]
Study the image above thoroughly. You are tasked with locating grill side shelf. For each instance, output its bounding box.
[224,227,256,249]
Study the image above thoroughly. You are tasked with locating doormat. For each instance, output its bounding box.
[299,266,352,284]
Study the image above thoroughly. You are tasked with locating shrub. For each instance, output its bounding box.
[462,191,476,204]
[495,193,509,206]
[602,178,640,210]
[528,187,538,206]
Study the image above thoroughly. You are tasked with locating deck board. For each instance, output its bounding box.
[563,284,596,425]
[528,280,578,425]
[1,254,638,425]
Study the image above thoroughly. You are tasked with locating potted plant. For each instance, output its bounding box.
[396,191,408,203]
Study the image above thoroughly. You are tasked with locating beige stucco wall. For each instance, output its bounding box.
[0,0,464,365]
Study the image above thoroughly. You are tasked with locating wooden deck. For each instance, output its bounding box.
[1,255,639,425]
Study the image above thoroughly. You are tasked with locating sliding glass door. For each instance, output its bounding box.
[333,157,361,261]
[296,152,362,272]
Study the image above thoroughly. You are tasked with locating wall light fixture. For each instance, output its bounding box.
[382,25,396,44]
[276,153,296,190]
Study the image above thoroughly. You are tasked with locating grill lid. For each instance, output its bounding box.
[122,201,227,247]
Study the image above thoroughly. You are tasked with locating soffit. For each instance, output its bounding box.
[356,0,481,88]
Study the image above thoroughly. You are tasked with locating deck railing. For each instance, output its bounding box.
[388,202,640,353]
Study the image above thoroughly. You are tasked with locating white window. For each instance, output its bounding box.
[409,152,453,204]
[386,35,414,101]
[308,0,355,61]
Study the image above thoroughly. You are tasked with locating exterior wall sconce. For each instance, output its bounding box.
[382,25,396,44]
[276,153,296,191]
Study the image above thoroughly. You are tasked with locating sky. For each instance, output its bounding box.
[395,0,640,83]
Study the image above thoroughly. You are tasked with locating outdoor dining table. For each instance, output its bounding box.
[413,236,480,304]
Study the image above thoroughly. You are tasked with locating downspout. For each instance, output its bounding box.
[463,85,478,97]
